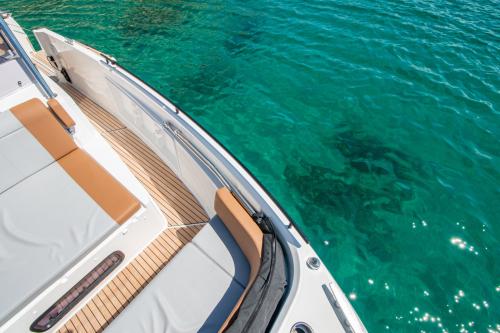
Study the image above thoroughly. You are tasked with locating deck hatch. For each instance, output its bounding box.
[30,251,124,332]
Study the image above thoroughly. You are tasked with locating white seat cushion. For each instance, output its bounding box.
[0,110,54,193]
[0,108,21,138]
[105,218,249,333]
[0,162,117,322]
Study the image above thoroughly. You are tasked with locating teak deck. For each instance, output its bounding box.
[59,226,202,333]
[63,83,208,227]
[32,51,209,332]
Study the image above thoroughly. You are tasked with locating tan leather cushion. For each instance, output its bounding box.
[11,98,77,159]
[59,148,141,224]
[214,187,263,332]
[47,98,76,130]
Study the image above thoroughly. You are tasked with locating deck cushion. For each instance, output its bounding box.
[0,107,22,138]
[0,99,76,193]
[0,98,141,323]
[0,113,53,193]
[59,149,141,224]
[0,162,117,322]
[106,189,263,333]
[105,218,249,333]
[214,188,263,332]
[1,98,139,222]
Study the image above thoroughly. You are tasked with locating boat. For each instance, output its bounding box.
[0,12,366,333]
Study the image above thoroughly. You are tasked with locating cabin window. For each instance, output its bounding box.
[30,251,124,332]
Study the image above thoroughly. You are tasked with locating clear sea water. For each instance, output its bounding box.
[2,1,499,331]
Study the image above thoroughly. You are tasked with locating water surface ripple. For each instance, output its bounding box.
[2,0,499,331]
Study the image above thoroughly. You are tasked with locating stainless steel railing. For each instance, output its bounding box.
[104,70,257,215]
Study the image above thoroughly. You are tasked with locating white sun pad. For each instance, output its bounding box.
[0,160,117,322]
[105,218,249,333]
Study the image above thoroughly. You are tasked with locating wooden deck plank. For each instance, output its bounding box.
[74,312,91,333]
[121,267,143,291]
[101,284,124,314]
[58,325,70,333]
[114,273,135,301]
[134,254,157,277]
[129,260,150,285]
[94,292,116,321]
[80,305,100,333]
[87,299,108,328]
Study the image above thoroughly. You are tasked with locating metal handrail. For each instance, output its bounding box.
[104,73,257,215]
[164,121,257,215]
[0,15,55,98]
[101,61,179,117]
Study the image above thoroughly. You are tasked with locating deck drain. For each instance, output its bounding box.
[291,322,313,333]
[306,256,321,270]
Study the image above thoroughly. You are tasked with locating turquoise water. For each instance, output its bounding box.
[2,0,499,331]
